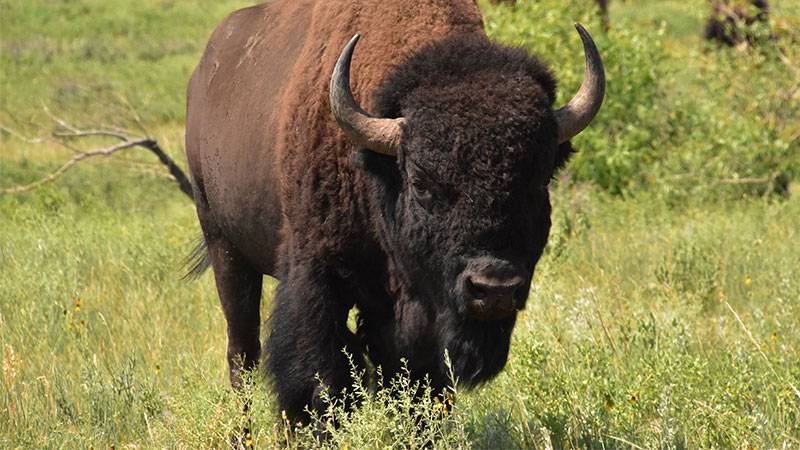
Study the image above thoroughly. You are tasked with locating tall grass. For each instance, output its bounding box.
[1,0,799,448]
[1,173,798,447]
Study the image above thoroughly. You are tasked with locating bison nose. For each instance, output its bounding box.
[463,274,526,320]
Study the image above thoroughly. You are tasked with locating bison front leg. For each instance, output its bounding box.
[266,264,364,425]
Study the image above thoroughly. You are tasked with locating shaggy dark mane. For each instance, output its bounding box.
[373,34,574,170]
[374,34,558,119]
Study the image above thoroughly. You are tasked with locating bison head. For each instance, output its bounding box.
[329,25,604,384]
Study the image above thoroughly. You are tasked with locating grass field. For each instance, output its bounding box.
[1,0,799,448]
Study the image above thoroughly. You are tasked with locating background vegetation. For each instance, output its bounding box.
[1,0,798,448]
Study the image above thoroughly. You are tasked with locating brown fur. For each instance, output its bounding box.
[186,0,484,277]
[186,0,582,422]
[187,0,488,421]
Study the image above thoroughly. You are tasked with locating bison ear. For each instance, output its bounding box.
[354,148,403,204]
[554,141,575,172]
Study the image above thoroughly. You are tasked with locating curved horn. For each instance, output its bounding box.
[555,24,606,144]
[330,34,403,156]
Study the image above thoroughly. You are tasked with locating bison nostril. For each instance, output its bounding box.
[465,275,524,304]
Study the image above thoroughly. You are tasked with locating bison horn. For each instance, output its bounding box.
[330,34,404,156]
[555,24,606,144]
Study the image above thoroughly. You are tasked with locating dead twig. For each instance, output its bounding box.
[1,122,193,198]
[42,104,79,133]
[116,94,151,137]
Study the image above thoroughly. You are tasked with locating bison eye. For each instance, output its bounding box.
[410,178,433,207]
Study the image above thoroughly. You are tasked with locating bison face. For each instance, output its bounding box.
[391,80,561,322]
[329,28,603,382]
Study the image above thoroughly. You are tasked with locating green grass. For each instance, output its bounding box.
[0,0,253,127]
[1,0,799,448]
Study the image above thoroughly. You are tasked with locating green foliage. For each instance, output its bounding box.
[655,238,722,309]
[285,354,469,449]
[486,0,671,195]
[462,186,800,449]
[0,0,253,126]
[484,0,800,199]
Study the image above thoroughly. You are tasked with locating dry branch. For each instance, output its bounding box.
[2,124,193,198]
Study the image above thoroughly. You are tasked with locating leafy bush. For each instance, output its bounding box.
[286,354,468,449]
[484,0,800,199]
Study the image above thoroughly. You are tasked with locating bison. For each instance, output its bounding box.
[186,0,604,423]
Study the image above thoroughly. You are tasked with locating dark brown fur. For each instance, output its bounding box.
[187,0,576,422]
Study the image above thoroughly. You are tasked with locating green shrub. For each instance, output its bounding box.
[484,0,799,199]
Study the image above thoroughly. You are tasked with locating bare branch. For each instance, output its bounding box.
[42,104,79,133]
[714,173,777,186]
[3,139,151,194]
[2,125,194,198]
[137,138,194,198]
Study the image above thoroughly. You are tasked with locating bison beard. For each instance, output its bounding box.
[185,0,603,425]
